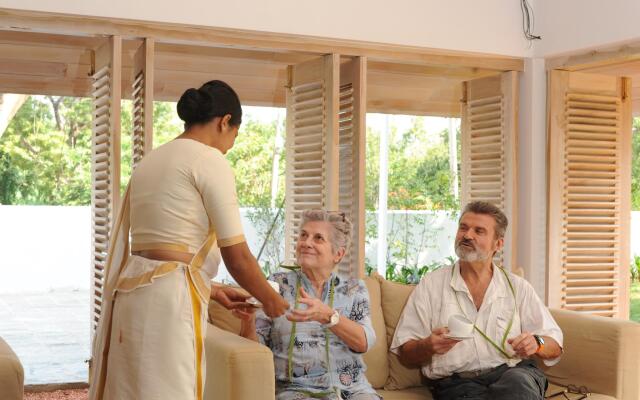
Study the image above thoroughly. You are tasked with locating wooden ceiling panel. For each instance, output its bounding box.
[0,31,496,115]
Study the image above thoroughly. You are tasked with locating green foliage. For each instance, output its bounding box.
[630,281,640,322]
[365,117,459,211]
[364,117,460,278]
[0,96,92,205]
[226,117,285,207]
[631,255,640,283]
[0,97,281,207]
[365,256,454,284]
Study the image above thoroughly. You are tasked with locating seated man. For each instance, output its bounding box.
[390,201,563,400]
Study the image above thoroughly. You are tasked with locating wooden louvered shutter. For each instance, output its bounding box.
[547,70,631,318]
[337,57,366,278]
[131,38,154,167]
[460,72,518,270]
[284,54,340,265]
[90,36,122,331]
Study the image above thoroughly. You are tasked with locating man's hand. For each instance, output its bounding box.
[286,287,334,323]
[427,327,461,355]
[508,332,538,358]
[211,286,252,311]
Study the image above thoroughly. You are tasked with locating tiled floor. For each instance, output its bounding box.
[0,289,89,384]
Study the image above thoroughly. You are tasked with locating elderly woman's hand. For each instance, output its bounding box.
[286,287,334,324]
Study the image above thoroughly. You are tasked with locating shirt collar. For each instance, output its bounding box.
[450,260,510,299]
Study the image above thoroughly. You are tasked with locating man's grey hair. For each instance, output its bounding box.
[300,209,352,254]
[460,201,508,239]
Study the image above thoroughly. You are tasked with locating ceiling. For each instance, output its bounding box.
[0,30,502,117]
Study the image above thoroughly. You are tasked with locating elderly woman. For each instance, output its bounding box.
[234,209,380,400]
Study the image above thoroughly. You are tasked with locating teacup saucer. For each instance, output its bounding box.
[444,333,474,340]
[246,297,263,308]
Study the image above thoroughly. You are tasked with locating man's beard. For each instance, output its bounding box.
[455,239,490,262]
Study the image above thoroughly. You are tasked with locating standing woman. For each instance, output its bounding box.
[89,80,289,400]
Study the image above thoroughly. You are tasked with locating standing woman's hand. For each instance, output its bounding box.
[210,286,252,310]
[262,291,290,318]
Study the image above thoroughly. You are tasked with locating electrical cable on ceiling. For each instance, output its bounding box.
[521,0,542,41]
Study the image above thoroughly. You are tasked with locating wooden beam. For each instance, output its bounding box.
[0,8,523,71]
[368,60,498,79]
[546,41,640,72]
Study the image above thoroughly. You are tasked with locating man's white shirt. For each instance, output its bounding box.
[389,262,563,379]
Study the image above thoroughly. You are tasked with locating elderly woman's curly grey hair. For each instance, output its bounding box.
[300,209,353,255]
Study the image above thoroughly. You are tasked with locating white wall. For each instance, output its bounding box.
[518,57,548,297]
[0,206,91,293]
[2,206,639,293]
[536,0,640,57]
[0,0,533,57]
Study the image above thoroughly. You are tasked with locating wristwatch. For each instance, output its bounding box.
[533,334,545,353]
[323,310,340,328]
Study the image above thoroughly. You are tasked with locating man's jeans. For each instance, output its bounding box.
[426,359,547,400]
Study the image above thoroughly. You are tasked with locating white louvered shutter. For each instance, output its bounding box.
[131,38,154,168]
[460,72,518,271]
[284,55,340,265]
[547,70,631,318]
[337,57,366,278]
[91,36,122,331]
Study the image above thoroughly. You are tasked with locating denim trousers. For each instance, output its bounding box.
[426,359,547,400]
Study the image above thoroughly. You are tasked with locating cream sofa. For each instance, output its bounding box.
[0,336,24,400]
[205,274,640,400]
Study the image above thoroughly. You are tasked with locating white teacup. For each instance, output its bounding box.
[246,280,280,307]
[447,314,474,337]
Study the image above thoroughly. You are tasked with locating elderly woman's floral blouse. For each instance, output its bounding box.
[255,270,379,400]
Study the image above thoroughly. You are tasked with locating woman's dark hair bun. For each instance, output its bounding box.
[177,80,242,129]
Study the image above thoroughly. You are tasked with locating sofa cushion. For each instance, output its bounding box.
[362,276,389,389]
[377,386,433,400]
[377,275,423,390]
[208,285,244,334]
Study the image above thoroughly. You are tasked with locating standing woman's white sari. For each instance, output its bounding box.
[89,139,246,400]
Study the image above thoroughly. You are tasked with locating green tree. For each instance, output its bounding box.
[365,117,459,211]
[0,96,92,205]
[227,118,285,207]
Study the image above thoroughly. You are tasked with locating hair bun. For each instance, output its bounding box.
[177,88,209,124]
[176,80,242,129]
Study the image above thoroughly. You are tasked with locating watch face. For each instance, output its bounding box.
[534,335,545,346]
[331,311,339,324]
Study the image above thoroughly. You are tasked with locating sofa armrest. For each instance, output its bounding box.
[0,337,23,400]
[544,309,640,400]
[204,324,275,400]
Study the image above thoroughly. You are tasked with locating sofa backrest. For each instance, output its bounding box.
[544,308,640,400]
[362,276,389,388]
[373,274,424,390]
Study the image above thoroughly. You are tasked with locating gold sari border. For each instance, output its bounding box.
[115,262,179,292]
[131,242,191,252]
[217,234,246,248]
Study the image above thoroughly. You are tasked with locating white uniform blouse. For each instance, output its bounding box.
[129,139,246,277]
